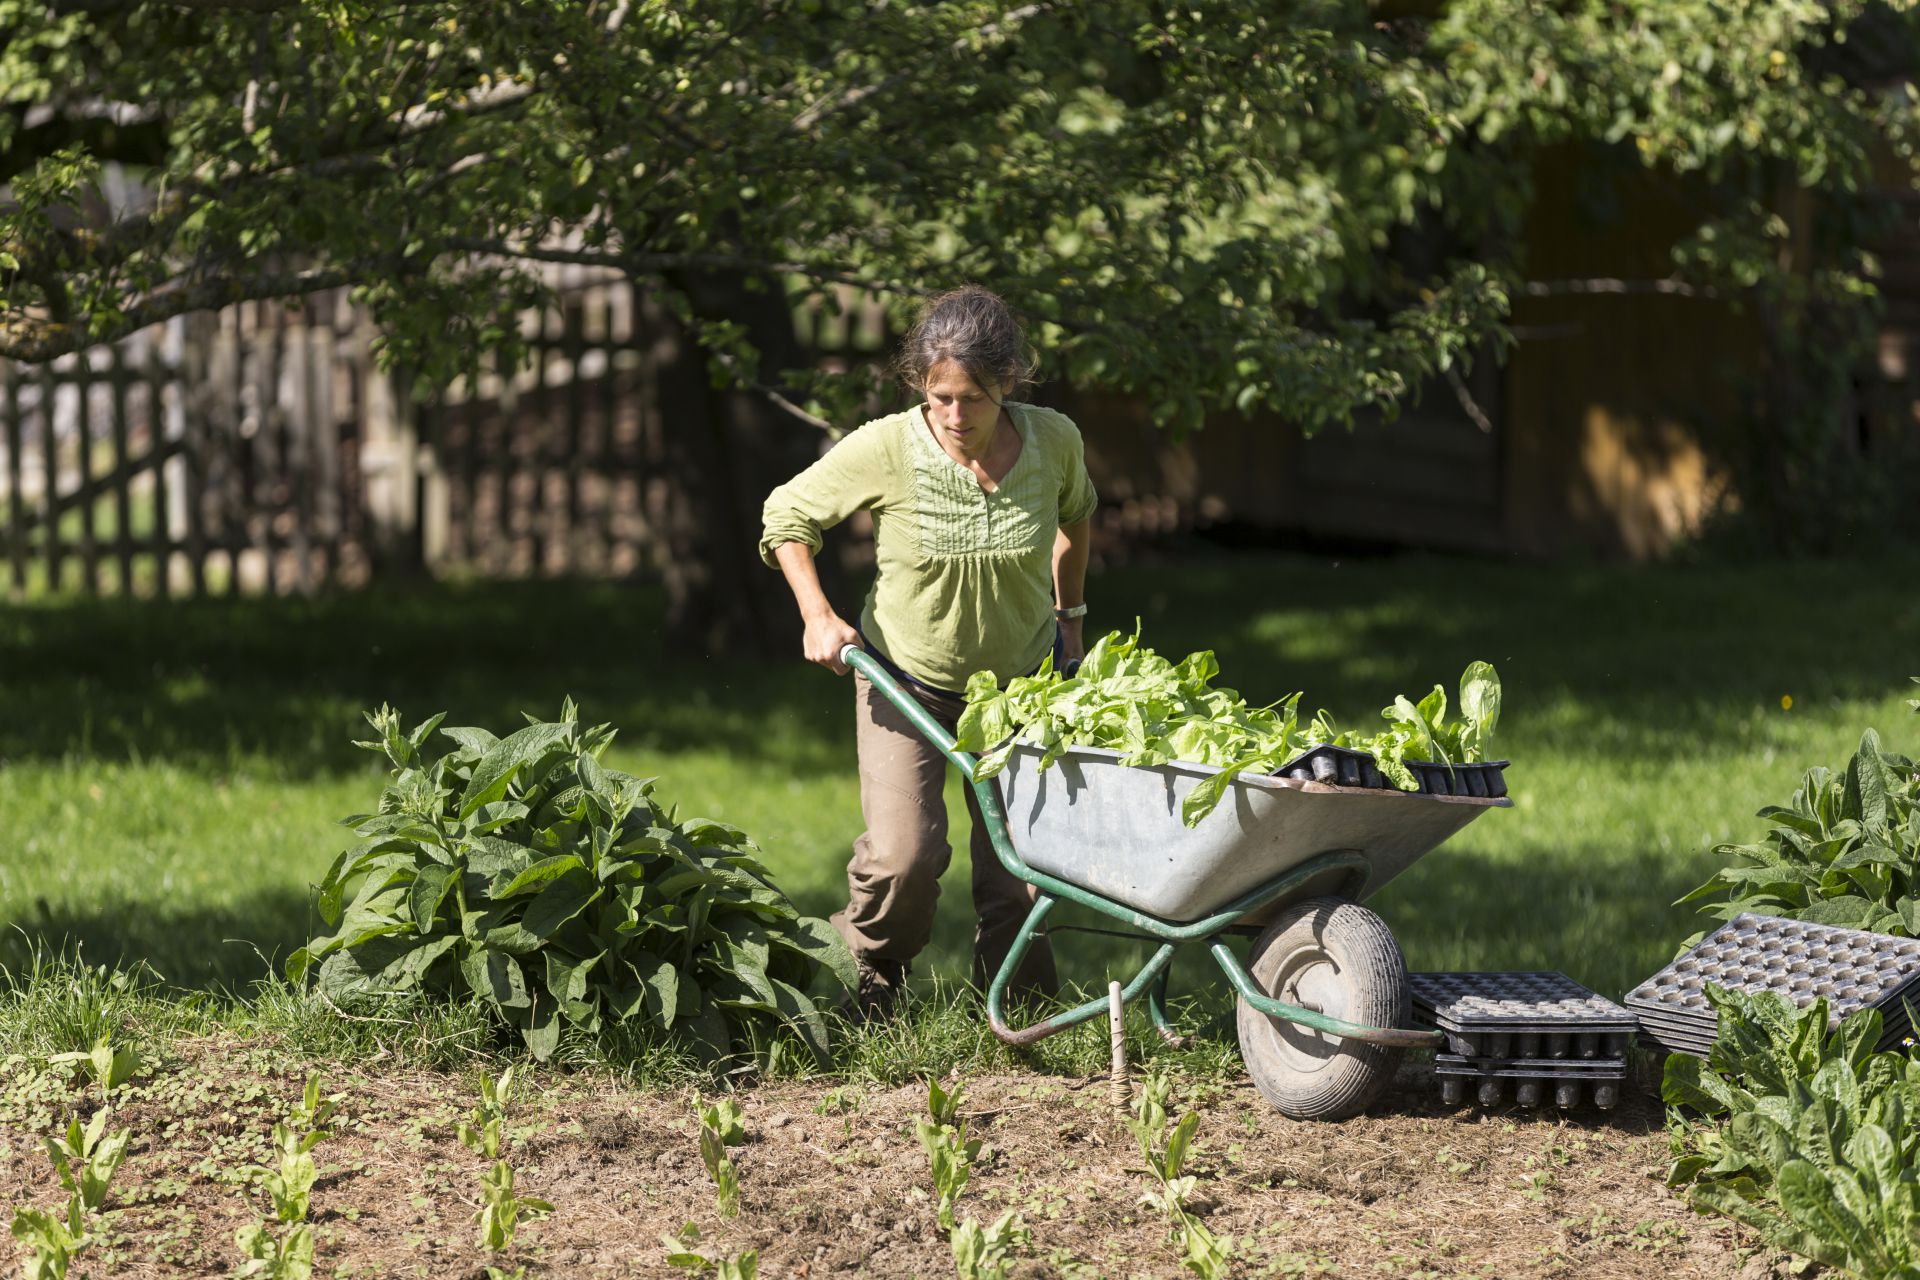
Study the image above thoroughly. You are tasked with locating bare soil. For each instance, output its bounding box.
[0,1037,1790,1279]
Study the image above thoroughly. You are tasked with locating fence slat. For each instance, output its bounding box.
[39,365,60,593]
[493,343,514,574]
[253,314,281,594]
[285,319,315,594]
[75,356,99,595]
[147,354,172,600]
[5,366,23,596]
[530,306,551,574]
[108,344,135,593]
[563,303,586,574]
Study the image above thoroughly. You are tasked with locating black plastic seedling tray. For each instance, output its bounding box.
[1407,760,1510,799]
[1626,913,1920,1058]
[1436,1072,1623,1110]
[1274,744,1384,789]
[1274,745,1510,798]
[1427,1028,1635,1059]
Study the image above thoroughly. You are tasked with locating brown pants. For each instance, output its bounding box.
[830,672,1058,997]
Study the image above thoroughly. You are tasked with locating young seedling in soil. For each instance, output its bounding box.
[663,1222,758,1279]
[46,1037,140,1102]
[235,1221,314,1280]
[45,1110,129,1215]
[233,1073,334,1279]
[251,1074,335,1224]
[697,1098,746,1219]
[475,1159,551,1251]
[951,1209,1030,1280]
[10,1200,88,1280]
[1130,1071,1231,1280]
[916,1079,988,1232]
[457,1066,515,1160]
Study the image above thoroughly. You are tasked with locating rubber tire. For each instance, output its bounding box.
[1236,896,1410,1121]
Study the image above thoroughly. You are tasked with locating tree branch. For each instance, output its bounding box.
[789,3,1053,133]
[0,258,390,361]
[52,0,438,11]
[441,237,930,298]
[1445,365,1495,434]
[1520,276,1717,299]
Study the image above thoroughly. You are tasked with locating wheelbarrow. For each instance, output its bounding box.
[843,645,1512,1120]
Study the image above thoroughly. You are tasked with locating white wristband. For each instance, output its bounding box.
[1054,603,1088,619]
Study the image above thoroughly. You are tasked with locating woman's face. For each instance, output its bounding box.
[923,360,1009,459]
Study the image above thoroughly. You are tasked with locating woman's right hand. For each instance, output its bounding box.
[802,610,862,675]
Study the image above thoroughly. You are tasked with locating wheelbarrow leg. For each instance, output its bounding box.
[987,893,1181,1046]
[1147,964,1191,1049]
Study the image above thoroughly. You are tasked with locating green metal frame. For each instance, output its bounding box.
[843,647,1442,1052]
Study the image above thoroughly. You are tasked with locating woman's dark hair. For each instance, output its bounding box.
[891,285,1036,400]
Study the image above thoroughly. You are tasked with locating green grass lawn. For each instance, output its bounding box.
[1,550,1915,1013]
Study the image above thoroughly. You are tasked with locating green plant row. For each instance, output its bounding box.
[1665,986,1920,1278]
[1681,729,1920,937]
[955,627,1500,825]
[290,701,856,1062]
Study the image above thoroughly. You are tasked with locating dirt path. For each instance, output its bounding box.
[0,1038,1777,1278]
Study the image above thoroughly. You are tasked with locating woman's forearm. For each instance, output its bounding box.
[774,540,861,672]
[1053,517,1090,609]
[774,540,836,621]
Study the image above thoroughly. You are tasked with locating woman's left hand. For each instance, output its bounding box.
[1059,617,1086,667]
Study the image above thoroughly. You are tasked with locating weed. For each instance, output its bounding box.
[46,1035,140,1099]
[812,1086,860,1115]
[698,1098,745,1218]
[475,1159,552,1251]
[663,1222,757,1278]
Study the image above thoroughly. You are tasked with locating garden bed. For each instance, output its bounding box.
[0,1036,1787,1278]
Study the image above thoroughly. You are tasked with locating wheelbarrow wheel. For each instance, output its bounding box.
[1236,896,1410,1121]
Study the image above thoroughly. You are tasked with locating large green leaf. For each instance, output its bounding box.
[458,722,576,819]
[410,864,455,932]
[496,854,587,898]
[770,917,856,990]
[461,949,530,1010]
[522,869,602,938]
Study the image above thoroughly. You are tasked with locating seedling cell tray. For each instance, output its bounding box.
[1275,744,1384,789]
[1273,748,1511,799]
[1625,913,1920,1059]
[1408,760,1510,799]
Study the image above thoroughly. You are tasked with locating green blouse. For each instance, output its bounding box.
[759,402,1098,691]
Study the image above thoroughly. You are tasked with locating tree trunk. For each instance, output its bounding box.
[641,271,838,656]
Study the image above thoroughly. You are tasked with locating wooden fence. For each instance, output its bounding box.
[0,280,890,600]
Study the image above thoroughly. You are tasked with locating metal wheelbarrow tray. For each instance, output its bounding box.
[999,744,1501,923]
[842,646,1512,1121]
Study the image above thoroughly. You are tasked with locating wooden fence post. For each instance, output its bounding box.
[4,365,23,597]
[361,339,424,574]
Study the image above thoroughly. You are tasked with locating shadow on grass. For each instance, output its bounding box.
[0,888,322,992]
[0,577,854,777]
[4,551,1916,778]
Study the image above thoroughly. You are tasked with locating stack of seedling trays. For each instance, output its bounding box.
[1275,745,1510,799]
[1410,972,1636,1109]
[1625,913,1920,1058]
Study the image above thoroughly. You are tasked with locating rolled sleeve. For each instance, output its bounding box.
[757,423,890,568]
[1058,424,1098,526]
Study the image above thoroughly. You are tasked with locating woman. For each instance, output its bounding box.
[759,286,1096,1020]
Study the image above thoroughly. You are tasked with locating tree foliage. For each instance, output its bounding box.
[4,0,1913,437]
